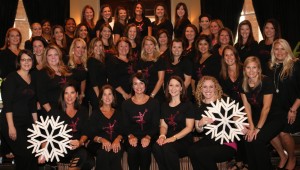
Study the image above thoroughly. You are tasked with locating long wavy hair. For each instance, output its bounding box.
[1,28,22,50]
[140,36,160,62]
[220,45,243,80]
[236,20,256,47]
[81,5,95,28]
[174,2,189,29]
[88,37,105,63]
[68,38,87,69]
[154,3,169,24]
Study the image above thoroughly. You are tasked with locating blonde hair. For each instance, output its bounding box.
[242,56,262,92]
[140,36,160,62]
[68,38,87,69]
[88,37,105,63]
[270,39,298,80]
[42,44,71,78]
[195,76,223,106]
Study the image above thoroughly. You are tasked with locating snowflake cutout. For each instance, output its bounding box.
[203,97,249,144]
[27,116,72,162]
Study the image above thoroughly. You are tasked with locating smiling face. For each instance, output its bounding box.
[117,41,129,56]
[197,39,209,54]
[93,40,103,57]
[210,21,220,35]
[8,30,21,46]
[53,27,64,41]
[144,40,155,55]
[200,17,210,30]
[33,40,45,57]
[185,27,196,42]
[219,30,230,45]
[158,32,168,46]
[64,86,78,106]
[42,22,51,34]
[73,40,86,58]
[65,19,76,33]
[264,22,275,39]
[118,9,127,21]
[20,53,33,72]
[84,8,94,21]
[135,4,143,16]
[168,78,182,98]
[201,79,216,101]
[46,48,60,67]
[102,7,111,21]
[223,48,236,66]
[245,61,260,79]
[172,41,183,57]
[32,23,42,37]
[273,43,287,63]
[132,77,146,95]
[155,5,165,19]
[127,26,137,40]
[176,5,185,18]
[101,88,114,106]
[78,25,88,39]
[240,24,250,40]
[101,26,111,40]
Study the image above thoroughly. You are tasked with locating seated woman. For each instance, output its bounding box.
[87,85,124,170]
[122,72,160,170]
[189,76,237,170]
[152,76,194,170]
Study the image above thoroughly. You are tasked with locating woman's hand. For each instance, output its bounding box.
[69,139,80,150]
[8,125,17,141]
[111,139,121,153]
[156,135,166,146]
[101,138,112,152]
[141,136,150,148]
[128,135,138,147]
[199,117,214,127]
[252,128,260,140]
[122,93,131,100]
[245,129,255,142]
[163,136,177,144]
[38,155,46,164]
[288,109,297,124]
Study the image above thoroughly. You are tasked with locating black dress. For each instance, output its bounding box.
[257,40,272,75]
[0,48,18,79]
[0,72,38,170]
[152,19,173,38]
[113,21,126,37]
[234,41,258,63]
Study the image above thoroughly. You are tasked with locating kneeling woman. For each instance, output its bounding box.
[152,76,194,170]
[189,76,237,170]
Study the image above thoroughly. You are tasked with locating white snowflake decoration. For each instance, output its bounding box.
[203,97,249,144]
[27,116,72,162]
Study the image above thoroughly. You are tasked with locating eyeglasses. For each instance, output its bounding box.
[20,58,33,62]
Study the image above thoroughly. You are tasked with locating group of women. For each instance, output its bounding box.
[0,1,299,170]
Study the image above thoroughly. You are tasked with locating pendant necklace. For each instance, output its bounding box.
[273,64,281,93]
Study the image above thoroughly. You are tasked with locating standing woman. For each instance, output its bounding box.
[157,29,171,59]
[68,38,88,104]
[182,24,199,62]
[199,14,211,35]
[99,23,115,55]
[210,19,224,46]
[128,2,152,44]
[95,4,112,37]
[152,3,173,38]
[113,6,128,44]
[234,20,258,63]
[80,5,96,39]
[192,35,220,95]
[241,56,283,170]
[0,28,22,79]
[122,72,160,170]
[64,18,77,49]
[25,22,42,51]
[124,23,141,69]
[88,85,124,170]
[257,19,281,75]
[32,36,48,70]
[137,36,166,103]
[51,25,68,64]
[36,44,72,117]
[152,76,194,170]
[269,39,300,170]
[173,2,191,39]
[0,50,38,170]
[74,23,90,46]
[41,19,52,43]
[106,37,134,109]
[87,38,107,110]
[189,76,236,170]
[212,27,234,58]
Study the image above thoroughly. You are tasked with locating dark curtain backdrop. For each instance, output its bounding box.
[201,0,244,37]
[0,0,19,48]
[252,0,300,48]
[23,0,70,26]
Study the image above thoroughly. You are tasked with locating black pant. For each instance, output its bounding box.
[189,138,236,170]
[152,138,192,170]
[245,118,283,170]
[125,141,152,170]
[95,147,123,170]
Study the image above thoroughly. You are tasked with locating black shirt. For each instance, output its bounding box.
[152,19,173,38]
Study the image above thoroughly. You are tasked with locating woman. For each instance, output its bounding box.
[157,29,171,59]
[269,39,300,170]
[122,72,160,170]
[36,44,72,117]
[210,19,224,46]
[32,36,48,70]
[189,76,236,170]
[137,36,166,103]
[25,22,43,51]
[128,2,152,44]
[51,25,68,64]
[258,19,281,75]
[192,35,221,95]
[87,85,123,170]
[64,18,76,45]
[219,45,246,169]
[0,50,38,170]
[87,38,107,110]
[173,2,191,39]
[124,23,141,69]
[106,37,134,109]
[0,28,22,79]
[113,6,128,44]
[182,24,198,62]
[152,76,194,170]
[212,27,234,58]
[152,3,173,38]
[68,38,88,104]
[241,56,283,170]
[164,39,192,98]
[40,82,92,169]
[199,14,211,35]
[234,20,258,63]
[95,4,112,37]
[80,5,96,39]
[74,23,90,45]
[41,19,52,43]
[99,23,115,55]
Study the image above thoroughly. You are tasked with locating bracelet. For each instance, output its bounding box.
[159,134,166,139]
[173,135,177,141]
[289,108,297,114]
[96,136,102,143]
[255,126,261,130]
[150,93,155,97]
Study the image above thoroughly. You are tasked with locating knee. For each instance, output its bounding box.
[279,132,291,138]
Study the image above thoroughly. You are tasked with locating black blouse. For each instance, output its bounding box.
[234,41,258,63]
[219,71,243,105]
[87,57,107,89]
[174,18,191,39]
[152,19,173,38]
[113,21,126,37]
[128,17,151,42]
[257,40,272,75]
[164,57,192,86]
[0,49,18,79]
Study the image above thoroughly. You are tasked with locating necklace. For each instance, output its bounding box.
[273,64,282,93]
